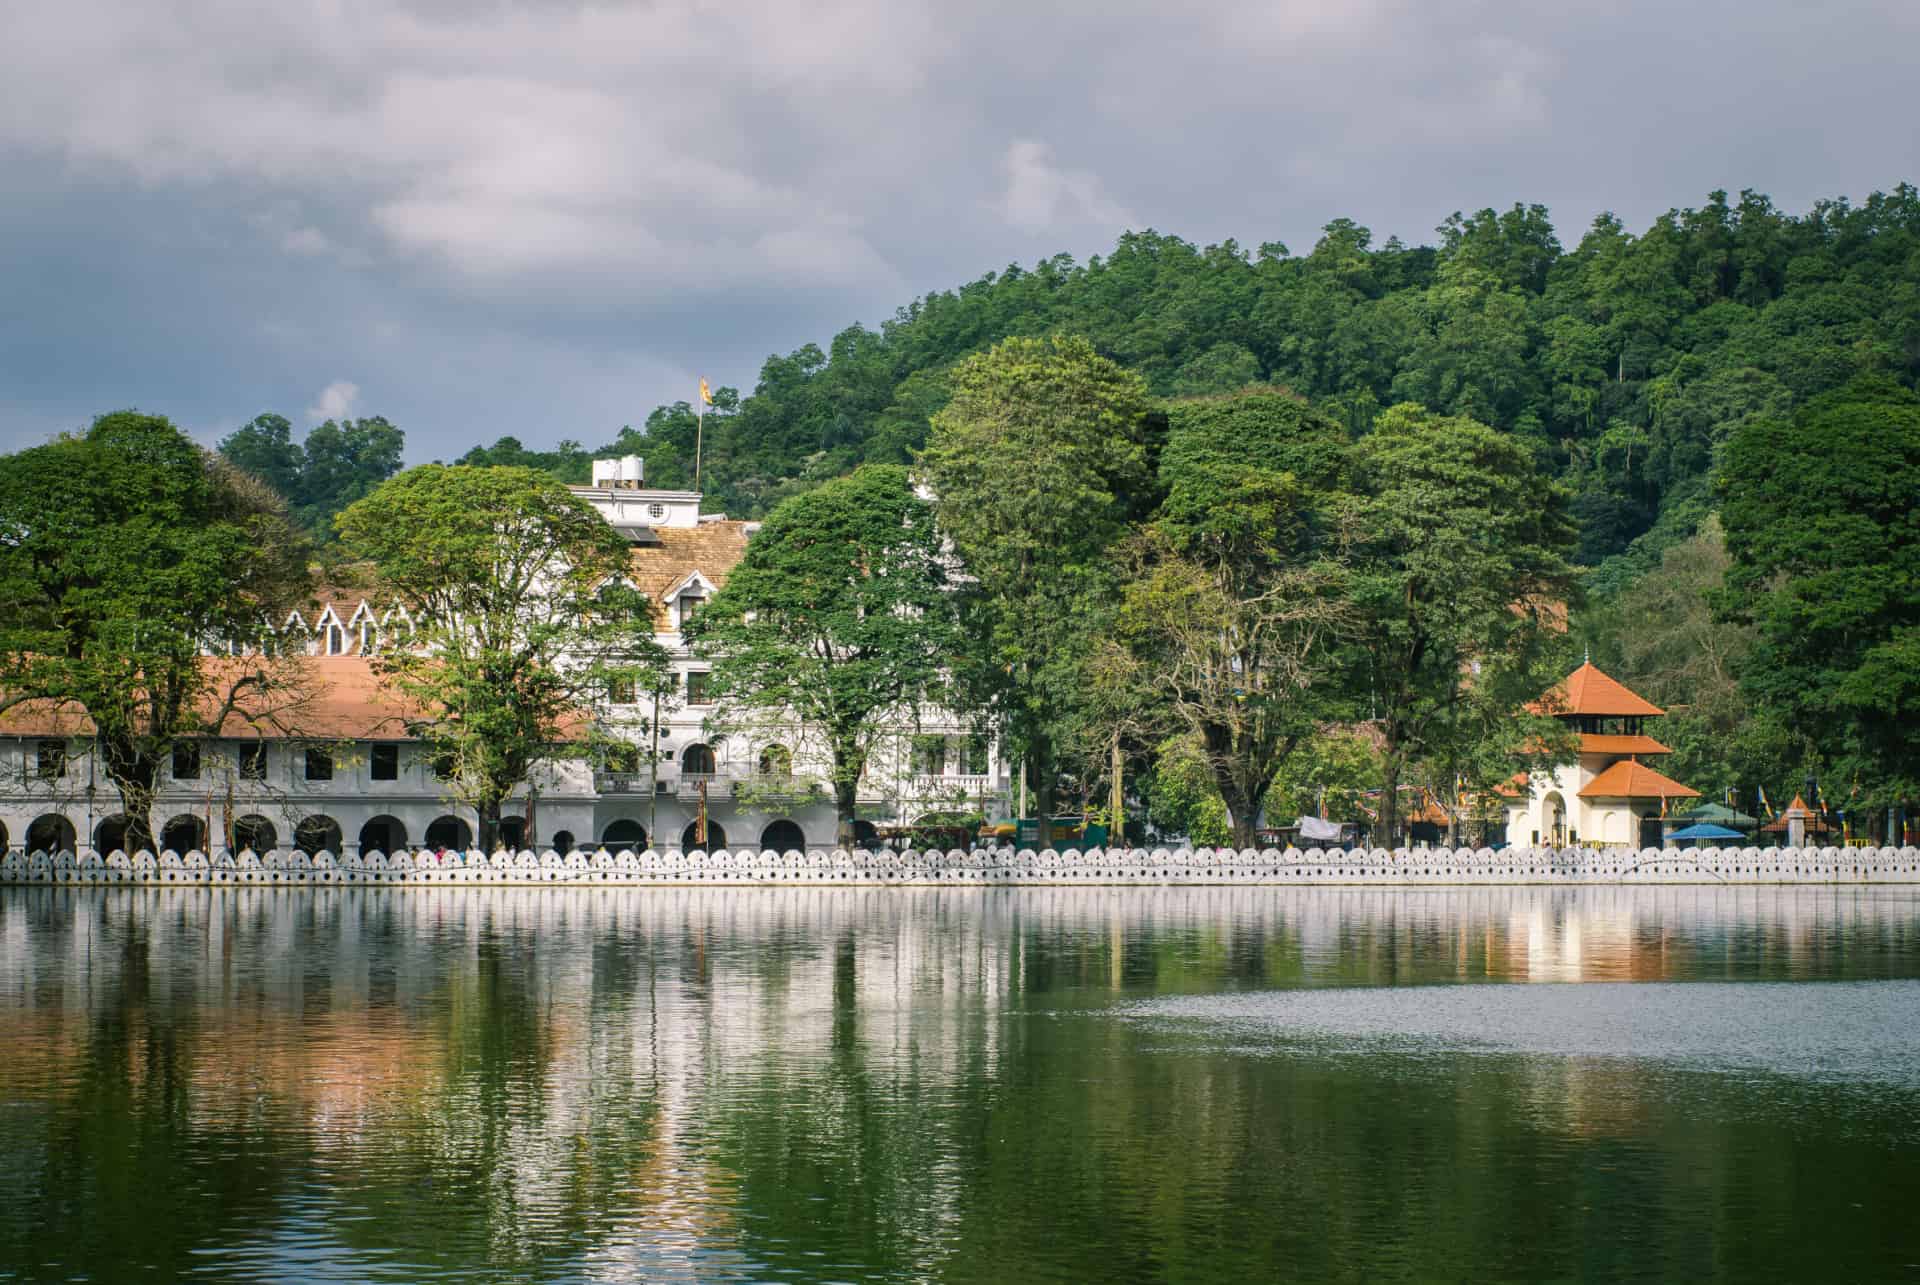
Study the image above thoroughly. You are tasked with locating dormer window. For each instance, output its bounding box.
[677,593,704,629]
[325,625,345,655]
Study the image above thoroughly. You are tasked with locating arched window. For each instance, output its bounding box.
[601,819,647,850]
[161,814,208,854]
[759,819,805,853]
[233,815,278,853]
[681,743,715,775]
[680,819,726,851]
[27,814,75,855]
[758,744,792,776]
[294,815,343,855]
[424,815,472,851]
[359,815,407,854]
[551,829,576,854]
[95,814,155,855]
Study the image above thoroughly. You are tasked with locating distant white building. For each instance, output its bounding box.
[0,457,1009,856]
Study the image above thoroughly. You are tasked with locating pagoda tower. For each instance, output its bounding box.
[1505,662,1700,848]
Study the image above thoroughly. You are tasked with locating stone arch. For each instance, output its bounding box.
[161,814,208,854]
[95,813,155,854]
[760,818,805,852]
[681,742,716,774]
[359,814,407,854]
[0,818,7,852]
[601,818,648,849]
[551,829,576,854]
[425,815,473,851]
[1542,791,1567,847]
[295,814,343,854]
[233,814,278,853]
[680,819,726,850]
[27,814,75,854]
[853,819,878,845]
[757,743,792,775]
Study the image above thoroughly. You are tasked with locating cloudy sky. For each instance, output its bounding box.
[2,0,1914,460]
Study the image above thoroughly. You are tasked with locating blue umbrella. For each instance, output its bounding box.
[1666,822,1745,841]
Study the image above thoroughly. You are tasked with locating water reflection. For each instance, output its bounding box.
[0,885,1916,1282]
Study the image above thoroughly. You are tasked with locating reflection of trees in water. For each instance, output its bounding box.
[0,886,1916,1280]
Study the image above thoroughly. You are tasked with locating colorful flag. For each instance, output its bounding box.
[698,377,713,406]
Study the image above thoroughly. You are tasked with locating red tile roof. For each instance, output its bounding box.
[1532,662,1666,718]
[1578,732,1673,756]
[1577,759,1699,800]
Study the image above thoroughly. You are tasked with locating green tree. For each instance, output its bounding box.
[0,412,312,849]
[1343,403,1578,845]
[1718,377,1920,801]
[684,465,964,848]
[920,335,1155,845]
[335,465,670,850]
[1118,390,1353,846]
[217,413,304,499]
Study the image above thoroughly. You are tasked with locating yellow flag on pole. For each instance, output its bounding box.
[698,377,713,406]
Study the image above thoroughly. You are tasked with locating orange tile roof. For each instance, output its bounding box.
[1577,759,1699,800]
[1531,662,1665,717]
[624,521,753,630]
[1578,732,1673,756]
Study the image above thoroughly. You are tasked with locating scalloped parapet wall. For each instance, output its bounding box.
[2,845,1918,886]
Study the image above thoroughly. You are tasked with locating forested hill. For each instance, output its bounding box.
[245,185,1920,593]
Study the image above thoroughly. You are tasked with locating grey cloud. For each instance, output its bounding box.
[0,0,1913,458]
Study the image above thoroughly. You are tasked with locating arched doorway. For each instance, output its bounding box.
[681,743,715,774]
[233,815,277,853]
[27,814,75,855]
[601,819,647,850]
[425,815,472,851]
[1542,792,1566,847]
[680,819,726,850]
[551,829,576,854]
[95,814,155,855]
[757,744,792,776]
[359,815,407,854]
[853,819,877,846]
[760,819,805,853]
[0,820,8,852]
[294,815,343,854]
[500,816,528,851]
[161,814,208,854]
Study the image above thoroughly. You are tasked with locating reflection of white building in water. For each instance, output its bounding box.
[0,458,1010,857]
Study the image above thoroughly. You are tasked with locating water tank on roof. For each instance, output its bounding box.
[621,454,643,482]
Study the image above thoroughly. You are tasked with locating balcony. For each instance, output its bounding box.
[594,772,657,795]
[910,773,997,800]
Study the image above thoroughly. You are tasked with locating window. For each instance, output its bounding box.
[305,747,333,781]
[678,594,703,629]
[602,744,640,775]
[966,733,991,776]
[608,677,636,705]
[912,734,947,777]
[371,743,399,781]
[431,752,455,781]
[173,741,201,781]
[239,743,268,781]
[685,671,712,705]
[648,502,665,519]
[35,740,66,781]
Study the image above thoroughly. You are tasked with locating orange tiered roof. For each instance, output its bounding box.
[1577,759,1700,800]
[1531,662,1665,718]
[1578,732,1673,756]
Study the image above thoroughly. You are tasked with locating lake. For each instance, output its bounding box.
[1,885,1917,1282]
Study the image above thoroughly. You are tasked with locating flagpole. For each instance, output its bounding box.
[694,405,703,492]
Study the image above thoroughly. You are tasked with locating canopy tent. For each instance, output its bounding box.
[1666,822,1746,843]
[1675,802,1759,829]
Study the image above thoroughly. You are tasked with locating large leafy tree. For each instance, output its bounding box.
[0,412,312,849]
[1718,377,1920,801]
[1118,390,1353,847]
[1343,403,1578,845]
[219,413,405,542]
[336,465,670,851]
[684,465,963,848]
[920,334,1155,844]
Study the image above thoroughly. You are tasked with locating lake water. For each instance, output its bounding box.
[1,885,1917,1282]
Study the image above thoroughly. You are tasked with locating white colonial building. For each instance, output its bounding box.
[0,456,1010,857]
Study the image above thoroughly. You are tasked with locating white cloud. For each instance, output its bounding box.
[307,380,360,422]
[998,140,1135,234]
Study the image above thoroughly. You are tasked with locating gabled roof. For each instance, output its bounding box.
[1577,759,1699,800]
[1578,732,1672,756]
[624,521,753,632]
[1532,662,1665,717]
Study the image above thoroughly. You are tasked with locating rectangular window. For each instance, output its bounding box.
[678,594,702,629]
[608,677,635,705]
[371,743,399,781]
[173,741,201,780]
[305,747,333,781]
[432,752,455,781]
[912,734,947,777]
[239,743,267,781]
[685,671,712,705]
[36,740,66,781]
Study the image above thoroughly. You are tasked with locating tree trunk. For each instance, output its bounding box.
[1377,745,1403,853]
[478,798,501,854]
[1109,730,1124,851]
[835,777,859,851]
[1029,737,1054,848]
[100,733,159,855]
